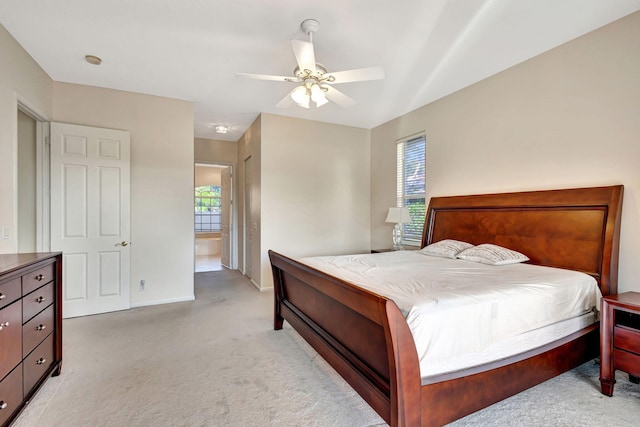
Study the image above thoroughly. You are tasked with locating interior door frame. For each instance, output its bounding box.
[14,92,50,253]
[194,161,236,270]
[243,156,252,279]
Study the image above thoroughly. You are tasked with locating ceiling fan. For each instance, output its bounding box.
[236,19,384,109]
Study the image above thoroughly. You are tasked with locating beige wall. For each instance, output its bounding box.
[195,137,237,166]
[260,113,371,289]
[371,11,640,293]
[0,24,53,254]
[195,165,223,187]
[53,82,195,306]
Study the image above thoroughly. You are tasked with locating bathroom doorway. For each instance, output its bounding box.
[195,163,232,272]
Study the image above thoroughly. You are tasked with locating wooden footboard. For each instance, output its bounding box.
[270,250,421,426]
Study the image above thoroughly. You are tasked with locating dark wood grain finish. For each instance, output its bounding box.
[0,302,22,381]
[22,333,54,396]
[0,278,21,310]
[422,185,623,296]
[612,349,640,377]
[22,282,54,324]
[0,366,22,427]
[614,326,640,355]
[270,185,623,426]
[21,263,54,296]
[600,292,640,396]
[22,305,54,357]
[0,253,62,427]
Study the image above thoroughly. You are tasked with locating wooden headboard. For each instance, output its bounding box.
[421,185,624,296]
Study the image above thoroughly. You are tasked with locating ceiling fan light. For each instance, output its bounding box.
[298,95,310,109]
[310,84,327,103]
[291,85,308,105]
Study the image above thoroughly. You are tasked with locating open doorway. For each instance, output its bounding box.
[195,163,232,272]
[16,102,49,254]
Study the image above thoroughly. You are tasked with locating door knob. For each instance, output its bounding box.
[115,241,130,247]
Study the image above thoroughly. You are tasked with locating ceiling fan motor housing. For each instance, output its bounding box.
[301,19,320,35]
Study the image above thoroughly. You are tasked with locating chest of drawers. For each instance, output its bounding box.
[0,253,62,427]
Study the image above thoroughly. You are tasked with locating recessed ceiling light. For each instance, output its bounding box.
[85,55,102,65]
[215,125,229,134]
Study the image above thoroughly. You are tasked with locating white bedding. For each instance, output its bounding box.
[298,251,602,378]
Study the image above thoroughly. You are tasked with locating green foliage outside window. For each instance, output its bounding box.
[195,185,221,213]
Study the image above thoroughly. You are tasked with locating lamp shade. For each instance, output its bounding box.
[291,85,310,108]
[385,207,411,224]
[310,83,328,107]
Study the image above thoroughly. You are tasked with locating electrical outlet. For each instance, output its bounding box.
[140,280,145,291]
[1,226,8,240]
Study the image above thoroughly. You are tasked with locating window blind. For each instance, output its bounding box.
[396,135,426,244]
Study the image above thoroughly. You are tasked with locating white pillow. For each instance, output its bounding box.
[456,243,529,265]
[420,239,474,259]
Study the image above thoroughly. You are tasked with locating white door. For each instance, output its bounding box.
[50,123,131,318]
[220,166,232,269]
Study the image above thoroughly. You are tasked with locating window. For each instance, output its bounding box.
[195,185,221,232]
[396,134,426,245]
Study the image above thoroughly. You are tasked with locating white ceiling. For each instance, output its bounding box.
[2,1,639,142]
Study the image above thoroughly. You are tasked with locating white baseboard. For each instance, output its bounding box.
[131,295,195,308]
[248,278,272,292]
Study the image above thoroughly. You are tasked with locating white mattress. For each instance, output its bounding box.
[298,251,602,378]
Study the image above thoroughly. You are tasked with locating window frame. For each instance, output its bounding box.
[195,185,222,233]
[396,133,426,246]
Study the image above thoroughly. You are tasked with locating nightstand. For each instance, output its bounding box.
[600,291,640,396]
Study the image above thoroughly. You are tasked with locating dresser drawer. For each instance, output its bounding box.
[0,364,23,427]
[0,301,22,381]
[614,325,640,355]
[23,304,54,357]
[23,333,54,396]
[22,282,54,323]
[22,263,54,296]
[0,277,21,310]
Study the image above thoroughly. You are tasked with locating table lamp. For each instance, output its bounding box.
[385,207,411,250]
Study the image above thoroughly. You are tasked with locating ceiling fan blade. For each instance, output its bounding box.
[324,86,356,108]
[275,89,296,108]
[326,66,385,84]
[291,39,316,72]
[235,72,297,82]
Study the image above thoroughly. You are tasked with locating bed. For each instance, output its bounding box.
[268,185,623,426]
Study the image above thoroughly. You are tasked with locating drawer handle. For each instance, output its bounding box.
[36,296,46,303]
[35,274,45,281]
[0,400,8,410]
[36,324,47,331]
[0,293,5,300]
[0,321,9,330]
[36,358,47,365]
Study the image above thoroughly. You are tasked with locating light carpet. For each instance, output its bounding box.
[13,270,639,426]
